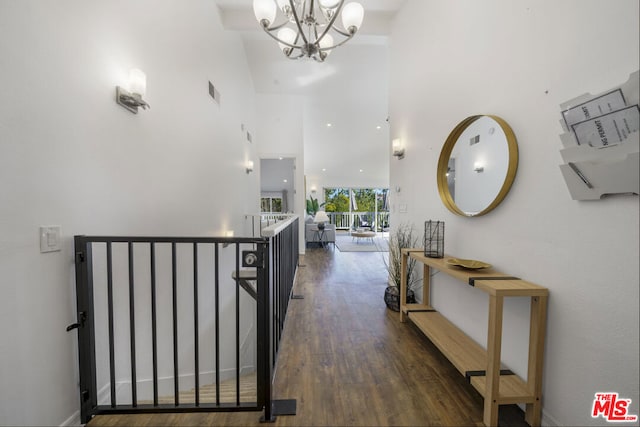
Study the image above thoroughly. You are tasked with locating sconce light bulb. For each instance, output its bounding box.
[116,68,150,113]
[392,138,405,159]
[129,68,146,97]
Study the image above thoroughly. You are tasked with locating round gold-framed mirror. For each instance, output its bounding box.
[437,115,518,217]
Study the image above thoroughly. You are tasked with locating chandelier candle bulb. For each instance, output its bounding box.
[277,27,297,52]
[253,0,276,26]
[341,2,364,33]
[319,0,340,8]
[318,33,334,55]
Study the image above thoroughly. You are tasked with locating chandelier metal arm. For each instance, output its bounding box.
[262,23,354,54]
[261,24,298,50]
[288,0,310,46]
[316,0,345,43]
[308,0,315,19]
[285,31,306,58]
[319,31,354,51]
[331,26,353,38]
[260,22,305,52]
[263,19,290,32]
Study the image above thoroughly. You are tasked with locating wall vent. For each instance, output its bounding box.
[208,81,220,105]
[470,134,480,145]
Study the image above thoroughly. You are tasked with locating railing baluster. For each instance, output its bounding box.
[272,236,278,361]
[214,243,220,406]
[256,240,272,421]
[172,242,179,406]
[106,242,116,408]
[278,234,282,341]
[128,242,137,407]
[72,225,298,421]
[150,242,158,406]
[74,237,97,424]
[193,243,200,407]
[235,242,240,406]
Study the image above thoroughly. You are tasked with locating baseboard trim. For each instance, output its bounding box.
[59,410,82,427]
[542,409,561,426]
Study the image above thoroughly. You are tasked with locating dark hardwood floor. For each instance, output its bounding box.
[88,246,527,426]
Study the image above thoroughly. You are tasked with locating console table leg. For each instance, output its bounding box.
[422,264,431,307]
[484,295,504,427]
[525,295,548,427]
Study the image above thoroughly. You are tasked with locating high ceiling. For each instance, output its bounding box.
[215,0,406,186]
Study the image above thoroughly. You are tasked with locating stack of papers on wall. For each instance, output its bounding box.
[558,70,639,200]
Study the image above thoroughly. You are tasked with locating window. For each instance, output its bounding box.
[322,187,389,230]
[261,197,282,213]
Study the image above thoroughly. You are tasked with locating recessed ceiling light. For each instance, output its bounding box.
[376,125,381,130]
[322,168,327,172]
[359,169,364,173]
[279,156,284,160]
[326,123,332,127]
[283,179,288,183]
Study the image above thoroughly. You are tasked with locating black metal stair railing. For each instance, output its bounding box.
[69,217,299,424]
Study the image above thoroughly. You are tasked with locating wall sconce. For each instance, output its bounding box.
[116,68,150,114]
[222,230,234,248]
[246,160,254,174]
[392,139,405,159]
[474,162,485,173]
[311,186,317,193]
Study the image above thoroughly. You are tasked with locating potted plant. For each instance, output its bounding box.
[306,195,324,217]
[383,222,420,311]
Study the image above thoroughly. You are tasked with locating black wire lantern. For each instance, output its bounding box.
[424,220,445,258]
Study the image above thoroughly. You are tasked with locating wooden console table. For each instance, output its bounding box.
[399,249,548,427]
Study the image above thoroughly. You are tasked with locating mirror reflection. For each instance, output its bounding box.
[437,115,518,217]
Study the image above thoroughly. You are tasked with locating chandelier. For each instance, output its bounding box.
[252,0,365,62]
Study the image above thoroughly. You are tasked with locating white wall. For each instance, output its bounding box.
[304,88,391,216]
[303,94,391,208]
[260,158,295,212]
[302,45,392,204]
[389,1,639,426]
[256,94,306,251]
[0,1,259,425]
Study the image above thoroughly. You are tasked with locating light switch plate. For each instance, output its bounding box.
[40,226,62,253]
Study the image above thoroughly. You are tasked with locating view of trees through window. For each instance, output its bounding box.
[323,187,389,230]
[261,197,282,213]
